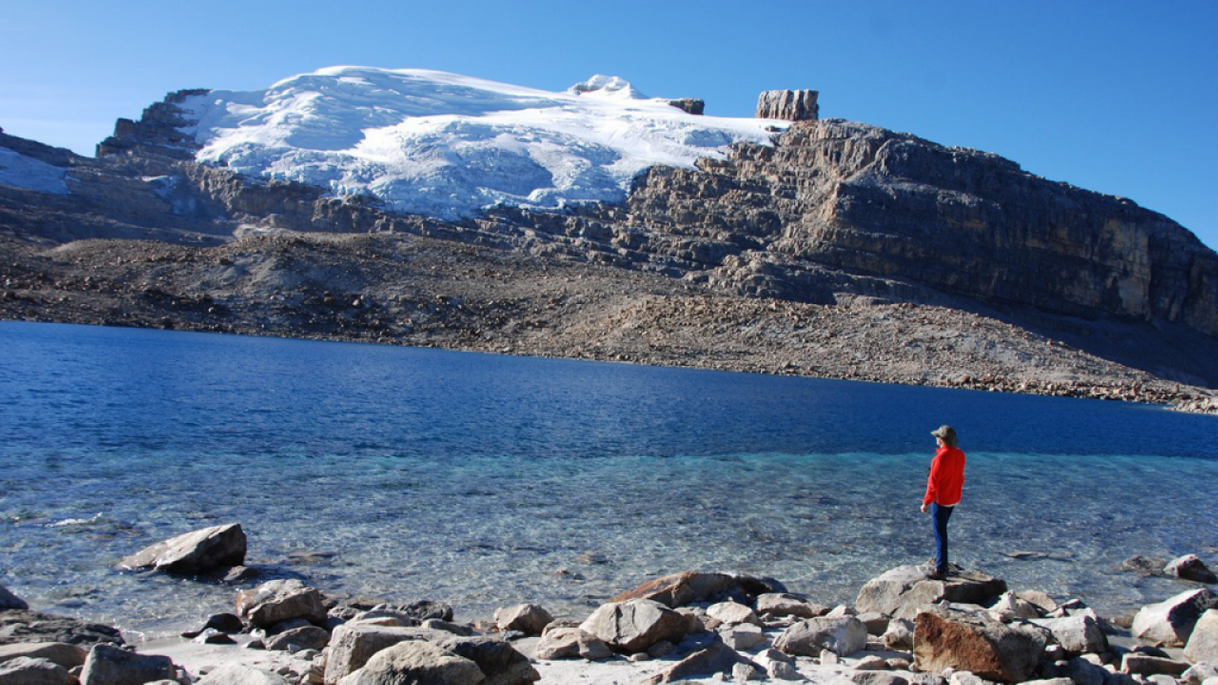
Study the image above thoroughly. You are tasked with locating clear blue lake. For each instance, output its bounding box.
[1,320,1215,638]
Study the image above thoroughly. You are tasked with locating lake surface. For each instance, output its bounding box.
[1,321,1216,638]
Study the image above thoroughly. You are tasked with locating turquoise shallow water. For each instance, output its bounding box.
[1,321,1215,637]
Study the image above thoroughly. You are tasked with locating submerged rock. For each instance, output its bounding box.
[118,523,246,575]
[1166,555,1218,584]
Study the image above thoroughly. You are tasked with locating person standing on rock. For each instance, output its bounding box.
[921,425,965,580]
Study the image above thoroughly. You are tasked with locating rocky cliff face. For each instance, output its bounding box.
[598,120,1218,338]
[3,95,1217,387]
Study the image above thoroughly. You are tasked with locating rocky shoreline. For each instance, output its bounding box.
[2,233,1215,415]
[3,524,1218,685]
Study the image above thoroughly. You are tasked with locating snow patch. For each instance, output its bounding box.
[0,147,70,195]
[177,67,788,221]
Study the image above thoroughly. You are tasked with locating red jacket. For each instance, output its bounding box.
[923,445,965,506]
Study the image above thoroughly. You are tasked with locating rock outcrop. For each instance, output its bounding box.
[757,90,820,121]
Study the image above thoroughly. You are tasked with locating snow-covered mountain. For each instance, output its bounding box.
[177,67,787,221]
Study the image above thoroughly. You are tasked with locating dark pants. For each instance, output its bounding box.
[932,503,954,573]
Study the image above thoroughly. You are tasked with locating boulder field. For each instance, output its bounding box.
[3,523,1218,684]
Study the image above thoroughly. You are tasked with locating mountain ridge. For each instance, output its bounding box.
[2,68,1216,408]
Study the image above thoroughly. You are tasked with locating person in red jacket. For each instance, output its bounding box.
[921,425,965,580]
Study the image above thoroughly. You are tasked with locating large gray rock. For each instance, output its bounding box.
[118,523,246,574]
[883,618,916,651]
[1133,589,1218,646]
[79,644,176,685]
[0,611,124,647]
[1029,613,1108,656]
[0,588,27,612]
[706,601,763,627]
[1167,556,1218,584]
[337,641,484,685]
[264,626,329,652]
[610,572,785,608]
[324,624,447,683]
[492,604,551,637]
[235,579,327,629]
[0,643,88,670]
[856,565,1007,620]
[579,599,689,653]
[433,636,538,685]
[196,663,289,685]
[756,90,820,122]
[0,656,73,685]
[913,608,1049,683]
[1182,662,1218,684]
[773,616,868,657]
[532,628,612,661]
[1185,609,1218,664]
[754,593,826,619]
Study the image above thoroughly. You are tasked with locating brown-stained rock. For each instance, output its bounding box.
[912,609,1048,683]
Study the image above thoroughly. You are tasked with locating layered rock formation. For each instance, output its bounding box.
[756,89,820,121]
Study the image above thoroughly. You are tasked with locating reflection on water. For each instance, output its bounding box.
[1,321,1215,636]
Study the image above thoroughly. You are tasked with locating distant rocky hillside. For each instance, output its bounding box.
[1,72,1217,405]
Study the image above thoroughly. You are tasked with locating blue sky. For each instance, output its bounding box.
[2,0,1215,249]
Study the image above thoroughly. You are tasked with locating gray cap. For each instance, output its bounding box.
[931,425,957,447]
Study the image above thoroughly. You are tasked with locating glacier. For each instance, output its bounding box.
[177,67,788,221]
